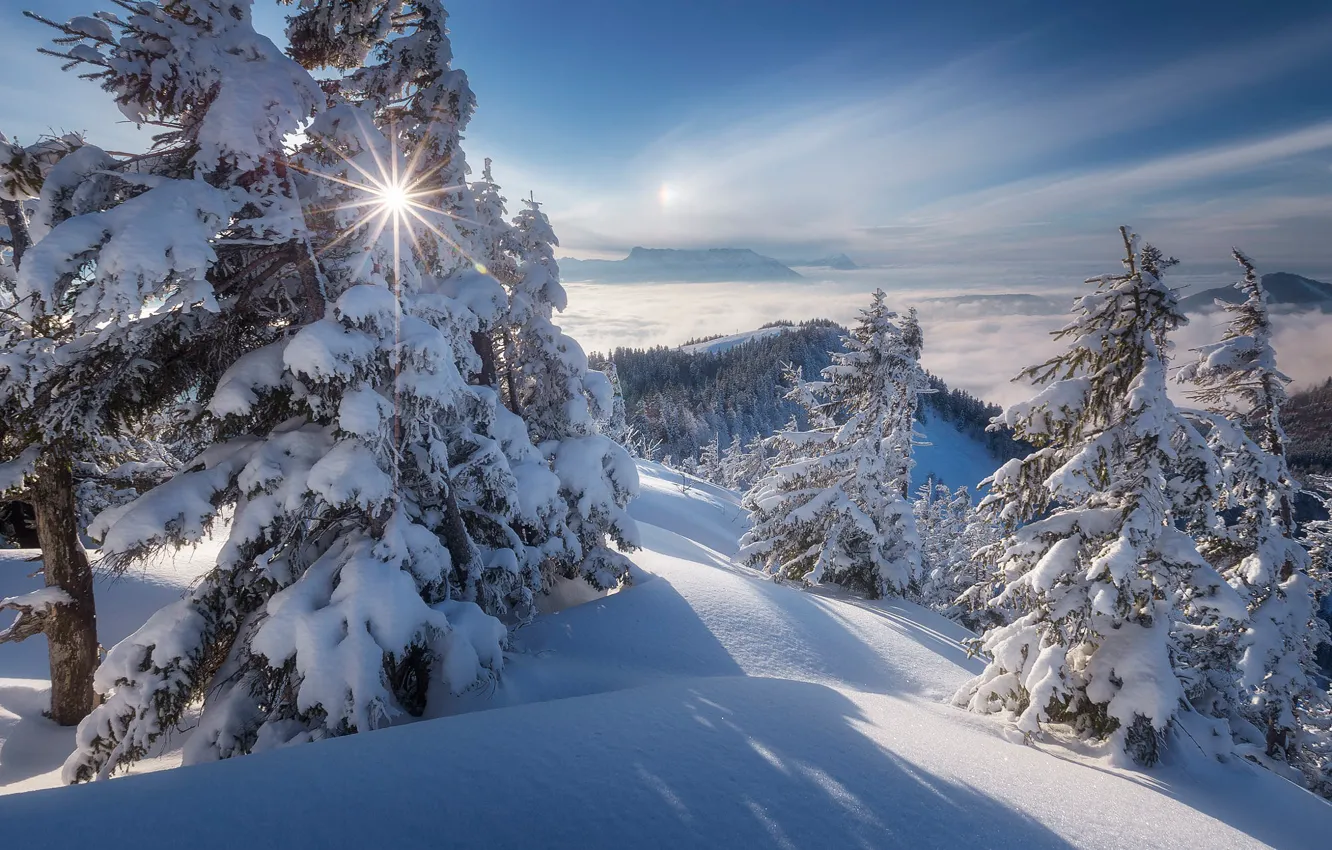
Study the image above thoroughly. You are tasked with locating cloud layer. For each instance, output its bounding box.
[559,275,1332,409]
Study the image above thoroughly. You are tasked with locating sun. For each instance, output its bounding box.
[288,123,488,283]
[377,181,411,215]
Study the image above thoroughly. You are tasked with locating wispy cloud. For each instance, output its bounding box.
[477,16,1332,267]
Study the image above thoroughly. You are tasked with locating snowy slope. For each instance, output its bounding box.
[680,326,792,355]
[913,410,1006,492]
[2,462,1330,848]
[0,536,223,793]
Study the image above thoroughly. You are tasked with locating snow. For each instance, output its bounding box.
[680,326,791,355]
[0,446,42,493]
[912,410,1005,491]
[1,461,1329,846]
[0,535,224,792]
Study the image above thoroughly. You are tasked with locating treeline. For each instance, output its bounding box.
[591,320,845,460]
[1288,378,1332,476]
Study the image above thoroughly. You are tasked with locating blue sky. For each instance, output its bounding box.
[4,0,1332,271]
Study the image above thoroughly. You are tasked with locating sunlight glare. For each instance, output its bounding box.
[658,182,678,206]
[378,181,410,215]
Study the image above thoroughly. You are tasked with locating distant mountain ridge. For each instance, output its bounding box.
[559,247,802,283]
[785,253,858,270]
[1179,272,1332,313]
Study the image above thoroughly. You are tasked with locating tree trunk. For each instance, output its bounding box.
[294,240,326,323]
[500,329,522,415]
[471,330,497,389]
[440,482,478,594]
[2,198,32,268]
[33,450,97,725]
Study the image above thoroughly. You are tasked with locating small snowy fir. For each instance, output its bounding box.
[741,291,926,598]
[954,228,1243,767]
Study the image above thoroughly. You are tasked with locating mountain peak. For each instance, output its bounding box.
[1178,271,1332,313]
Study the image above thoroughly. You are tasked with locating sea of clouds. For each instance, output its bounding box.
[559,268,1332,409]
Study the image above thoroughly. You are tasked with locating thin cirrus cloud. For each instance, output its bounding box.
[477,16,1332,268]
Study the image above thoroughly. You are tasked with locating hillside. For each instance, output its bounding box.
[559,247,803,283]
[598,321,1023,489]
[1179,272,1332,314]
[2,462,1328,848]
[1288,378,1332,477]
[679,326,793,355]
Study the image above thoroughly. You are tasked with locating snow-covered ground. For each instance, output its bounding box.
[679,325,791,355]
[912,410,1003,492]
[1,461,1329,847]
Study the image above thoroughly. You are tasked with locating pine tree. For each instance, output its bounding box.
[954,228,1244,766]
[697,434,722,484]
[1179,250,1328,774]
[1,0,323,726]
[741,290,924,598]
[598,359,631,446]
[57,0,572,780]
[504,195,640,590]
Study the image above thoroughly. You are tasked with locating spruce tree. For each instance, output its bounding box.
[912,483,1002,629]
[954,228,1244,766]
[504,195,640,590]
[698,434,722,484]
[741,290,924,598]
[62,0,513,780]
[1179,250,1327,770]
[1,0,322,726]
[598,358,631,446]
[287,0,577,613]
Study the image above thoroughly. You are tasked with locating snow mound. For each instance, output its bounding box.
[1,461,1329,847]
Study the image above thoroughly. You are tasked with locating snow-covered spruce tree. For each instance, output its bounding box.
[1178,250,1328,773]
[698,434,722,484]
[954,228,1244,766]
[62,121,519,782]
[1298,476,1332,796]
[503,194,640,590]
[740,290,924,598]
[598,358,632,446]
[729,433,769,492]
[915,483,1003,629]
[720,435,745,489]
[2,1,323,727]
[914,481,954,592]
[287,0,577,613]
[0,129,102,723]
[468,158,520,392]
[319,3,639,595]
